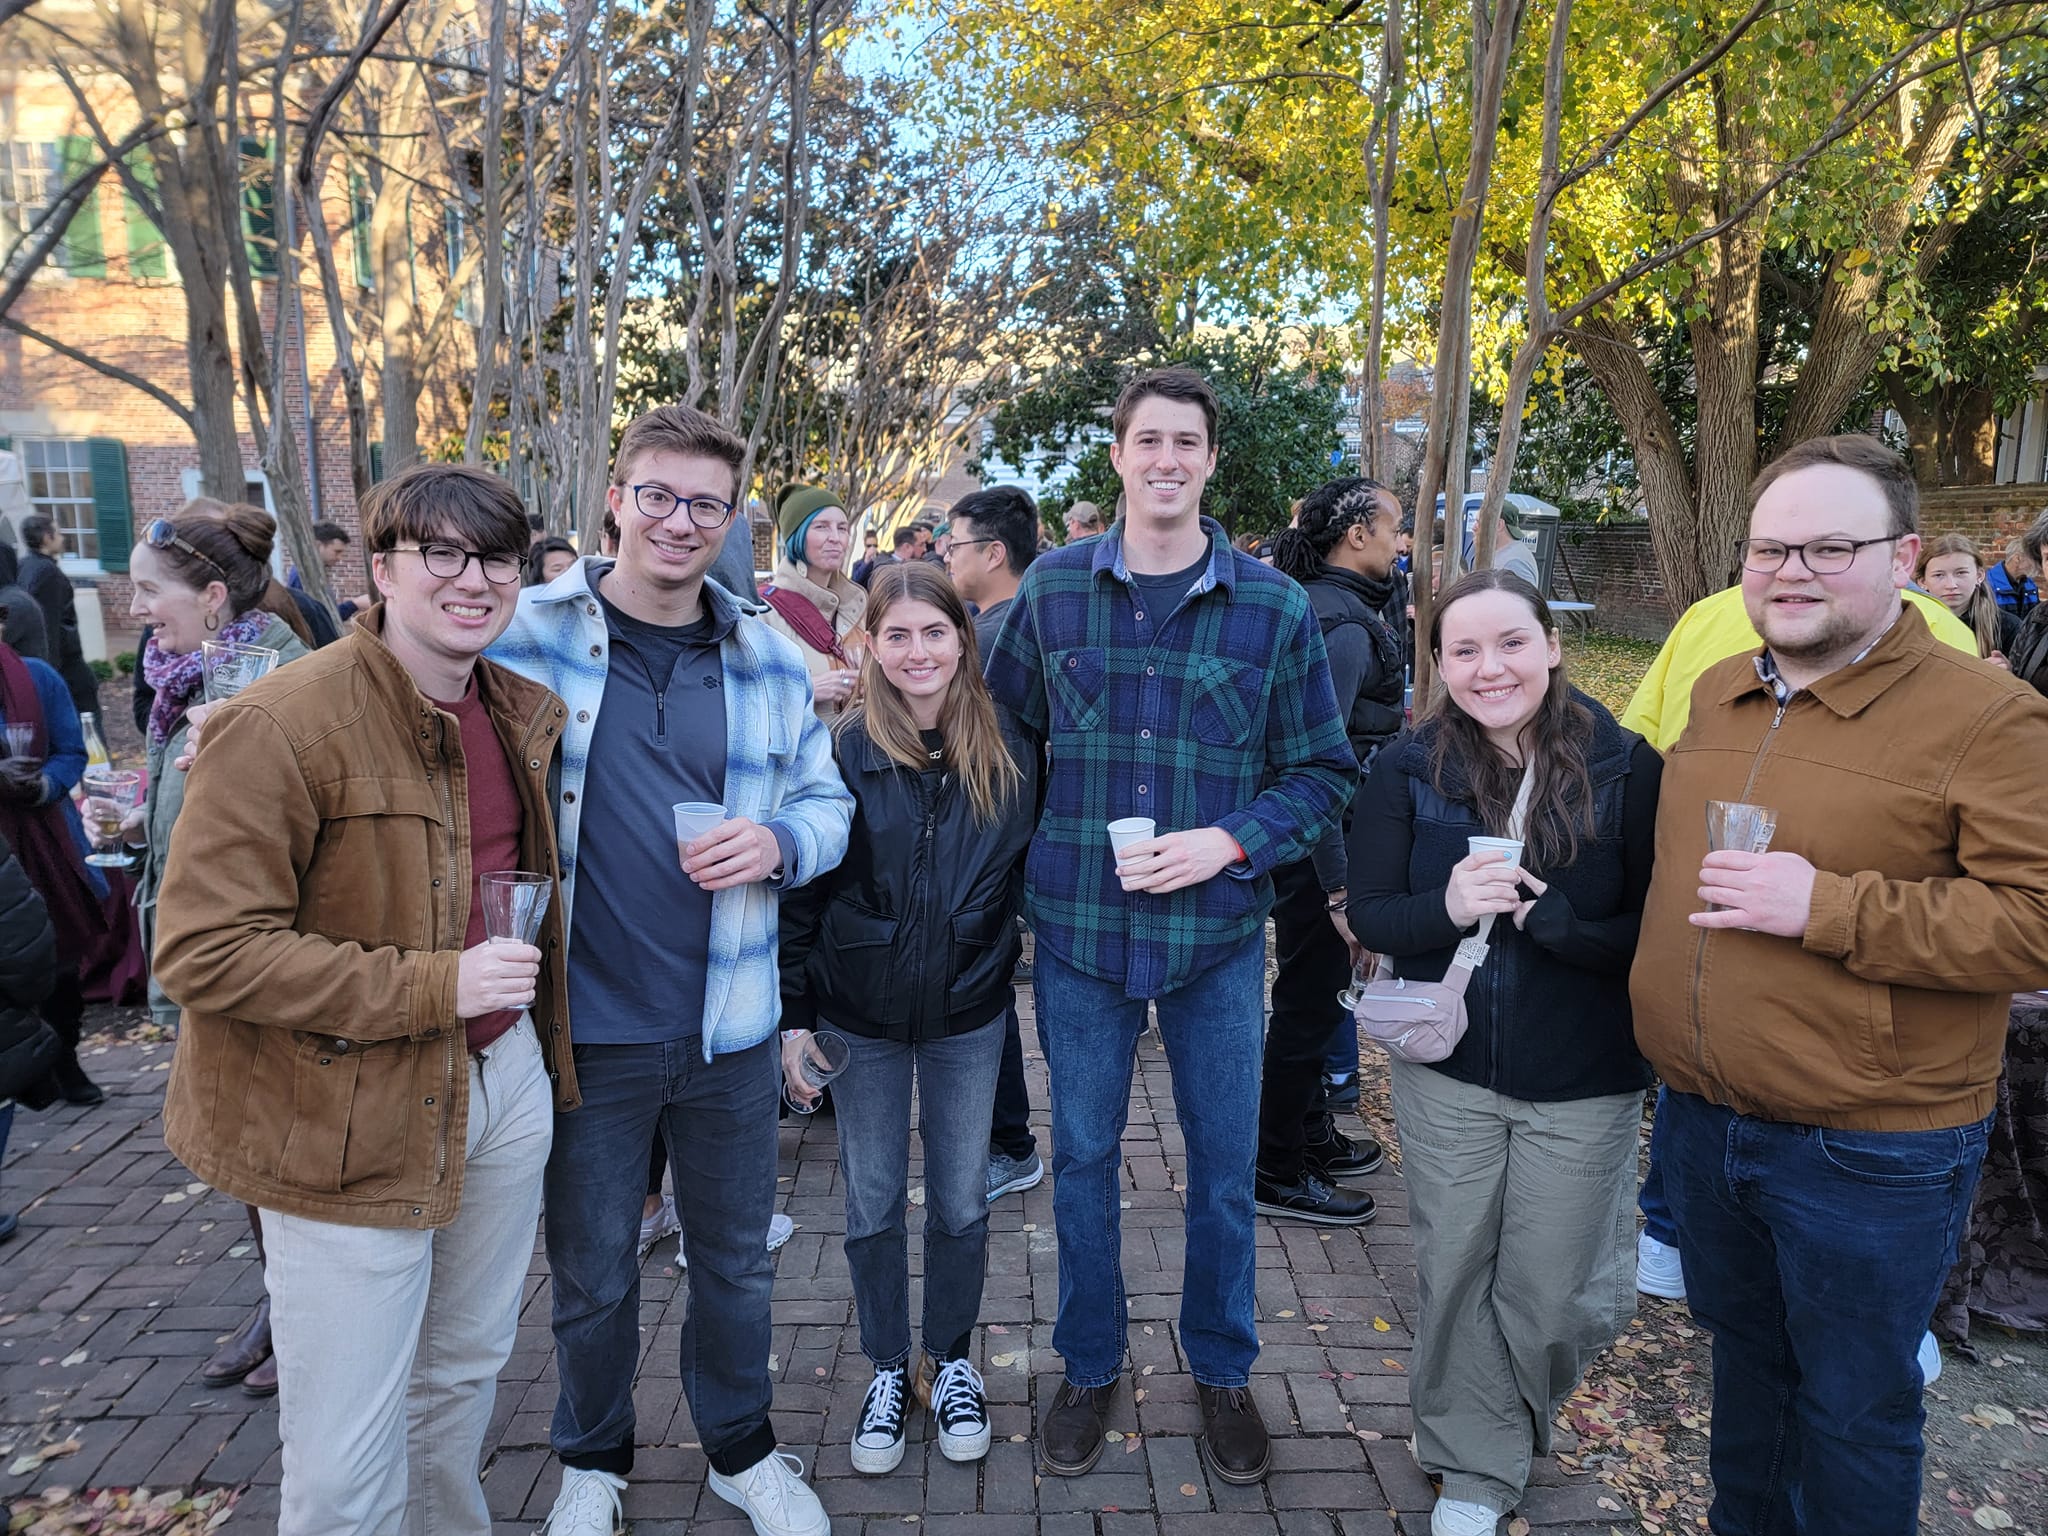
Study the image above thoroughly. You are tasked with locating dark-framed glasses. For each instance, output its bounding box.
[627,483,736,529]
[391,542,525,585]
[1738,535,1899,576]
[141,518,229,582]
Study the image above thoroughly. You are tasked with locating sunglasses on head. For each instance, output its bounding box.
[141,519,230,583]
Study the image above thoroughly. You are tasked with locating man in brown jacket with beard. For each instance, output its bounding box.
[156,464,573,1535]
[1630,435,2048,1536]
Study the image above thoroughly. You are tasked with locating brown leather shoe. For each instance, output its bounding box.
[241,1352,279,1398]
[200,1298,273,1387]
[1197,1383,1271,1484]
[1039,1378,1117,1477]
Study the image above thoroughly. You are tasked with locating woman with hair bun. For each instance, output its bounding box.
[124,497,312,1399]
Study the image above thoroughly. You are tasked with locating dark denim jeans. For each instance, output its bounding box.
[989,994,1037,1161]
[545,1036,779,1478]
[1661,1089,1989,1536]
[834,1015,1005,1368]
[1033,931,1266,1389]
[1638,1083,1677,1246]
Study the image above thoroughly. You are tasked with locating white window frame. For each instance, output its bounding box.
[19,436,102,572]
[178,466,287,579]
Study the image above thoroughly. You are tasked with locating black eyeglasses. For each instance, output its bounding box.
[389,542,525,585]
[1738,535,1900,575]
[141,518,229,583]
[626,483,736,529]
[942,537,999,560]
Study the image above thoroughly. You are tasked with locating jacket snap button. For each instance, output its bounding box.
[529,759,541,770]
[577,711,589,723]
[424,1096,434,1105]
[1067,657,1078,668]
[1137,785,1148,795]
[432,878,442,887]
[589,645,601,657]
[412,1208,422,1216]
[318,1056,332,1065]
[331,1039,351,1053]
[563,791,575,804]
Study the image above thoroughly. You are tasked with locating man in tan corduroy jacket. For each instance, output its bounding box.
[1631,435,2048,1536]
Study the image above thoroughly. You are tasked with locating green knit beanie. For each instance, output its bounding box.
[778,485,843,562]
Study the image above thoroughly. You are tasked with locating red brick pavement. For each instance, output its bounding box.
[0,1007,1627,1534]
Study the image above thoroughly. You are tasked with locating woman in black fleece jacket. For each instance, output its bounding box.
[1345,570,1659,1536]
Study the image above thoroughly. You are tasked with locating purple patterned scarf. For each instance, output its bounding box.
[141,611,273,746]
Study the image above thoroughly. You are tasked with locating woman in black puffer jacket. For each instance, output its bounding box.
[0,824,60,1243]
[1347,570,1659,1536]
[778,561,1038,1479]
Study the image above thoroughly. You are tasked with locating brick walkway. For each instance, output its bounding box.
[0,1003,1628,1534]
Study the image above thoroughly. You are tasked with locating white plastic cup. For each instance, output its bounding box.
[674,801,728,857]
[1108,817,1157,858]
[1468,835,1524,870]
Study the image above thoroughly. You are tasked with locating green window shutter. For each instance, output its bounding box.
[86,439,133,571]
[369,440,384,482]
[239,137,277,277]
[123,151,166,280]
[350,172,374,289]
[56,138,105,278]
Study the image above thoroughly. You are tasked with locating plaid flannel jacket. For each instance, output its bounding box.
[986,517,1353,998]
[489,558,852,1058]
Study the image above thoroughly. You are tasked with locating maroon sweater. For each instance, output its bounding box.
[444,682,525,1051]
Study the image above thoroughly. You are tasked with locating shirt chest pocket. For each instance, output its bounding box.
[303,778,446,951]
[1048,648,1107,733]
[1191,659,1264,747]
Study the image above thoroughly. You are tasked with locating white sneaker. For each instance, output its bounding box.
[1636,1232,1686,1301]
[1918,1329,1943,1388]
[1432,1494,1502,1536]
[851,1363,911,1473]
[930,1357,991,1462]
[706,1449,830,1535]
[638,1194,680,1260]
[537,1466,626,1535]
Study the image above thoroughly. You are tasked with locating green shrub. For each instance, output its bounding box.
[115,650,137,675]
[89,659,114,682]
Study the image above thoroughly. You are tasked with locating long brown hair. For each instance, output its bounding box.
[1426,568,1595,870]
[163,498,314,649]
[1917,532,2002,659]
[844,561,1022,823]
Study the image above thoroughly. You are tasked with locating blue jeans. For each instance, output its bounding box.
[1033,932,1266,1388]
[545,1037,779,1478]
[1638,1084,1678,1246]
[1661,1089,1989,1536]
[834,1015,1005,1368]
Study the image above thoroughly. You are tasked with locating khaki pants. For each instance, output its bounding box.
[264,1017,553,1536]
[1390,1059,1642,1514]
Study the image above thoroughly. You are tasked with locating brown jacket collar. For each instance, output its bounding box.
[349,604,560,768]
[1716,600,1936,719]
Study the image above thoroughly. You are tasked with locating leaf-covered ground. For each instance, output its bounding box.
[5,1487,237,1534]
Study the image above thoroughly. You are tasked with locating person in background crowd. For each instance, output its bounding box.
[1986,533,2038,618]
[1918,533,2018,663]
[1256,477,1408,1226]
[0,576,48,669]
[125,500,314,1398]
[16,513,100,722]
[987,367,1353,1486]
[155,464,567,1534]
[1062,502,1106,543]
[762,485,868,724]
[2001,512,2048,698]
[1352,570,1658,1536]
[1474,504,1540,588]
[0,598,102,1111]
[857,527,916,590]
[851,530,882,586]
[529,511,548,551]
[288,520,373,618]
[490,405,852,1536]
[530,537,581,587]
[1632,435,2048,1536]
[931,523,953,564]
[0,818,56,1245]
[780,561,1037,1475]
[942,486,1044,1203]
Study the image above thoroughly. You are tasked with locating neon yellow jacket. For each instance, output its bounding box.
[1620,585,1978,752]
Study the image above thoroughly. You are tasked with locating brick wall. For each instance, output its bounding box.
[1918,486,2048,556]
[1549,523,1672,641]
